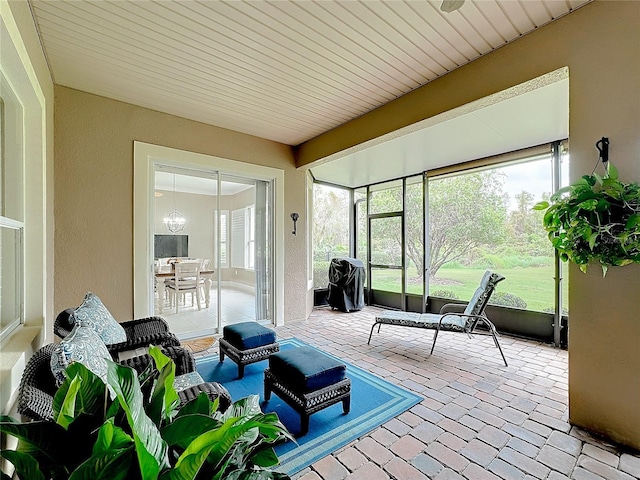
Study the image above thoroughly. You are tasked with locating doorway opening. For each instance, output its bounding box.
[133,142,285,339]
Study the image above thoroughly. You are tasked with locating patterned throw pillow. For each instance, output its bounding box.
[173,371,205,392]
[50,322,112,385]
[72,292,127,345]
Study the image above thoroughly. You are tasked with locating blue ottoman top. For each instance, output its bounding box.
[223,322,277,350]
[269,346,346,393]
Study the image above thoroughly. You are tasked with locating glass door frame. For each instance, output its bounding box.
[152,164,223,336]
[133,142,285,329]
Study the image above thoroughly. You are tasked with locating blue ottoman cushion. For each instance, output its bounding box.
[269,347,346,393]
[223,322,276,350]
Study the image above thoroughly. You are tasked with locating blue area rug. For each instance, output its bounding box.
[196,338,422,475]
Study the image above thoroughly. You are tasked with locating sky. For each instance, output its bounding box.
[498,156,570,212]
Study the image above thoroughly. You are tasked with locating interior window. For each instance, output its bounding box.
[0,83,25,340]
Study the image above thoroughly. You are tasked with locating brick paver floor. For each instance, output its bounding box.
[195,306,640,480]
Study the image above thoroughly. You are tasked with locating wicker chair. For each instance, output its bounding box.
[54,308,181,357]
[18,344,232,422]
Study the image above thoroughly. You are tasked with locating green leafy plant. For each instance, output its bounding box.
[534,162,640,276]
[0,347,293,480]
[489,292,527,309]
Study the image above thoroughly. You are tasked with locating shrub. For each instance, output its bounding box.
[429,290,459,299]
[489,292,527,309]
[313,261,331,288]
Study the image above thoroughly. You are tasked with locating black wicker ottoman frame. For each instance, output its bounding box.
[264,347,351,436]
[219,321,279,379]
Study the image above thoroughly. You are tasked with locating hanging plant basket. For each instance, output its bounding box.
[534,162,640,276]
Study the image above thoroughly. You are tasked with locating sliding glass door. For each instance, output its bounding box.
[153,166,274,340]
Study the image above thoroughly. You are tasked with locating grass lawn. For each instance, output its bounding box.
[373,266,568,312]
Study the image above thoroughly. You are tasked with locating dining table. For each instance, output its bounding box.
[154,265,215,315]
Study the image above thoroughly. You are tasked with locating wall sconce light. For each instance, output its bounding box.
[290,212,299,235]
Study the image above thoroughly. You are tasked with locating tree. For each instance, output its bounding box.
[313,184,350,260]
[428,171,508,277]
[365,173,508,279]
[507,190,550,256]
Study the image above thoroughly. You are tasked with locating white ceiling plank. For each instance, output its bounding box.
[221,1,421,95]
[127,1,391,108]
[31,0,590,152]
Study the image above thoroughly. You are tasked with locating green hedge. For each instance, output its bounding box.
[313,261,331,289]
[489,292,527,308]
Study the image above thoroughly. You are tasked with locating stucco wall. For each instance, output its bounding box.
[54,86,309,324]
[296,1,640,450]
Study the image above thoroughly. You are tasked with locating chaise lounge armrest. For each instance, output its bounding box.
[439,303,466,315]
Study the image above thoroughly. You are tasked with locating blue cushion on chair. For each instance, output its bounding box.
[223,322,276,350]
[269,347,346,393]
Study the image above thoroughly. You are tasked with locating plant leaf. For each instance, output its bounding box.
[532,201,549,211]
[0,450,46,480]
[550,186,573,201]
[106,360,169,480]
[93,419,133,454]
[626,214,640,230]
[68,447,135,480]
[224,469,291,480]
[0,416,67,472]
[588,232,598,251]
[147,346,180,425]
[167,419,240,480]
[176,392,218,418]
[607,162,619,180]
[53,362,109,428]
[162,414,222,450]
[247,447,279,468]
[55,374,83,430]
[593,173,604,186]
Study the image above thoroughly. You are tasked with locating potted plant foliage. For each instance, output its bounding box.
[0,347,293,480]
[534,162,640,275]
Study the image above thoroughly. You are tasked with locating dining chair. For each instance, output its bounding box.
[167,262,202,313]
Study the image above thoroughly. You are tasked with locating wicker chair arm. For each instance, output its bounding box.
[106,332,181,357]
[18,386,55,422]
[178,382,232,412]
[121,316,170,336]
[119,346,196,376]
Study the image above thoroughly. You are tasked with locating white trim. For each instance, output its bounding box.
[133,142,285,327]
[0,3,48,415]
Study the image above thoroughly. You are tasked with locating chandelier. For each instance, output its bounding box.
[163,174,186,233]
[163,211,186,233]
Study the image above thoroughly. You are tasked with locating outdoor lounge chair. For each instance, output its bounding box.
[368,270,508,366]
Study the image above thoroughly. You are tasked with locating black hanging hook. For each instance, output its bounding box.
[290,212,299,235]
[596,137,609,165]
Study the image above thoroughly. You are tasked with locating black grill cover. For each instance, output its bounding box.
[327,257,365,312]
